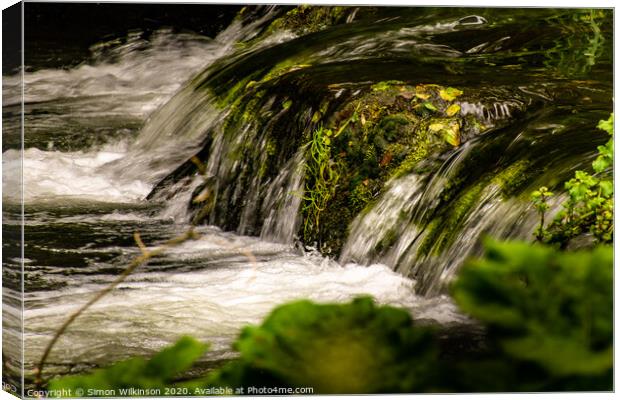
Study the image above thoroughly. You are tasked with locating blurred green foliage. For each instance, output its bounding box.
[452,239,613,390]
[49,337,208,397]
[213,297,438,393]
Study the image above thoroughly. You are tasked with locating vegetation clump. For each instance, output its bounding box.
[451,240,612,390]
[301,81,483,253]
[219,297,438,393]
[532,114,613,247]
[264,5,355,37]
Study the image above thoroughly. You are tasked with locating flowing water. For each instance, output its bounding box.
[2,5,612,390]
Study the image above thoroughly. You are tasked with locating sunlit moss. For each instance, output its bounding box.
[266,5,353,36]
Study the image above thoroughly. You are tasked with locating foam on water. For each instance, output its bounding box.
[2,145,151,203]
[3,29,241,117]
[18,231,467,375]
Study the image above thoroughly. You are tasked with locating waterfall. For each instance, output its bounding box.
[105,6,611,295]
[101,6,282,186]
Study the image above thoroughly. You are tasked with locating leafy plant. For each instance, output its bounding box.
[532,114,613,246]
[530,186,553,241]
[49,336,208,397]
[301,126,342,243]
[452,239,612,389]
[215,296,439,394]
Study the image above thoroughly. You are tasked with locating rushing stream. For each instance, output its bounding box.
[2,4,612,390]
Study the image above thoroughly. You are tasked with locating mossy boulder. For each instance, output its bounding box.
[301,81,484,255]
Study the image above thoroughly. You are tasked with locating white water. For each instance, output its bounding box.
[3,145,151,203]
[15,227,465,375]
[2,29,247,117]
[340,145,559,295]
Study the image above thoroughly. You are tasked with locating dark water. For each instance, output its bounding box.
[2,5,612,393]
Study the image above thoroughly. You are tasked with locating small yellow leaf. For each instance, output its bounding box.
[446,104,461,116]
[443,124,461,147]
[429,123,445,132]
[439,87,463,101]
[415,92,430,100]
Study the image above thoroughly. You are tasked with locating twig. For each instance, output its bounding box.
[34,229,199,389]
[35,157,261,390]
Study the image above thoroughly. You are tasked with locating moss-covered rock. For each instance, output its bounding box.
[300,81,483,255]
[265,5,353,36]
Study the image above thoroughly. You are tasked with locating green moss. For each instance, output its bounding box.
[492,159,533,198]
[266,6,353,37]
[261,61,312,84]
[241,90,267,122]
[282,99,293,110]
[391,120,444,178]
[418,181,486,256]
[350,182,373,213]
[215,76,254,109]
[371,80,405,92]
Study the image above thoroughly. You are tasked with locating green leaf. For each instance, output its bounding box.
[145,336,209,380]
[423,102,438,112]
[442,125,460,147]
[596,113,613,135]
[428,122,445,132]
[445,103,461,116]
[599,180,613,197]
[592,156,610,173]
